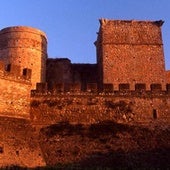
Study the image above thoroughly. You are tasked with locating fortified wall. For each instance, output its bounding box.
[0,19,170,122]
[0,61,31,118]
[0,19,170,168]
[30,82,170,125]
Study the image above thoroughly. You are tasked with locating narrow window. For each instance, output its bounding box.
[23,69,27,76]
[16,150,19,156]
[6,64,11,72]
[153,109,157,119]
[0,146,3,154]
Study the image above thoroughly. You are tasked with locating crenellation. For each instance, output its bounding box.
[119,83,130,91]
[103,83,114,93]
[150,83,162,92]
[87,83,98,93]
[31,82,170,97]
[135,83,146,91]
[50,83,64,93]
[0,61,32,84]
[69,83,81,92]
[36,82,48,93]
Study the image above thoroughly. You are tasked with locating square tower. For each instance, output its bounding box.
[95,19,166,90]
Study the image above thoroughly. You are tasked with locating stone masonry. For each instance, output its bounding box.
[0,19,169,121]
[95,19,166,91]
[0,26,47,89]
[0,19,170,167]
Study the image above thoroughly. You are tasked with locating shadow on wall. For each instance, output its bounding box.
[1,120,169,169]
[37,121,170,169]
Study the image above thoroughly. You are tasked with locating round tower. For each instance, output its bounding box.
[0,26,47,89]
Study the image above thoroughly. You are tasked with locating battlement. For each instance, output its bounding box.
[97,19,164,45]
[31,82,170,97]
[99,19,164,27]
[0,26,47,41]
[0,61,31,83]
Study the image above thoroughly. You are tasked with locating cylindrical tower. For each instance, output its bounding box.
[0,26,47,89]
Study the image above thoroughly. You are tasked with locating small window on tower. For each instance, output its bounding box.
[153,109,158,119]
[6,64,11,72]
[23,69,27,76]
[0,146,3,154]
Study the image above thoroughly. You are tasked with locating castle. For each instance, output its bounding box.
[0,19,170,168]
[0,19,170,123]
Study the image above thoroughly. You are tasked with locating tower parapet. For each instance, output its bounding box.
[0,61,31,119]
[0,61,31,83]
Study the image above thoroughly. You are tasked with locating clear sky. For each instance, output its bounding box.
[0,0,170,69]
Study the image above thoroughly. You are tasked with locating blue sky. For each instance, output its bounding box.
[0,0,170,69]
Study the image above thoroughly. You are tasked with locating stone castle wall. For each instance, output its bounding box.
[30,82,170,125]
[46,58,72,85]
[0,20,169,122]
[0,20,169,168]
[0,61,31,119]
[46,58,98,91]
[31,93,170,125]
[0,26,47,89]
[71,63,97,91]
[96,20,166,90]
[0,117,46,168]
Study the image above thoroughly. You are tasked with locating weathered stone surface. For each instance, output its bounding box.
[39,121,170,168]
[0,117,45,168]
[46,59,98,91]
[30,93,170,125]
[0,63,31,118]
[0,19,170,168]
[166,70,170,83]
[96,19,166,90]
[0,26,47,89]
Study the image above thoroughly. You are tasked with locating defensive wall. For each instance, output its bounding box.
[0,61,31,119]
[0,20,170,168]
[0,26,47,89]
[30,82,170,125]
[0,117,46,168]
